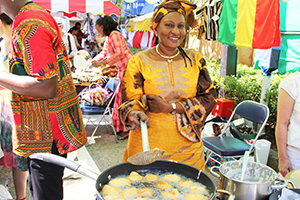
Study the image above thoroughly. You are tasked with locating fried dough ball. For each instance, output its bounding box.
[179,180,194,188]
[103,195,125,200]
[161,188,180,199]
[144,174,159,183]
[102,185,120,195]
[122,187,138,198]
[184,193,208,200]
[190,185,208,195]
[109,178,131,187]
[163,174,181,182]
[156,181,172,190]
[138,188,153,197]
[128,171,143,182]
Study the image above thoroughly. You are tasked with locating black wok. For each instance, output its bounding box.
[30,153,232,200]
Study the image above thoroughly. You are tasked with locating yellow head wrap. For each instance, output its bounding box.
[152,0,197,31]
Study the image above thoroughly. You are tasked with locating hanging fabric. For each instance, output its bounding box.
[196,0,223,41]
[197,9,206,39]
[204,0,223,41]
[218,0,280,49]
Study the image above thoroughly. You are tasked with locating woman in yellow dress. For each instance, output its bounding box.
[118,0,217,170]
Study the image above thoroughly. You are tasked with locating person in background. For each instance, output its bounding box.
[91,15,133,140]
[0,12,27,200]
[118,0,217,170]
[69,26,83,50]
[75,22,89,48]
[54,18,78,72]
[276,71,300,177]
[0,1,87,199]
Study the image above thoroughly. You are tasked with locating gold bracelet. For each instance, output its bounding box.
[171,103,176,114]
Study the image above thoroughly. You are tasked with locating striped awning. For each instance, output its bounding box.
[32,0,120,16]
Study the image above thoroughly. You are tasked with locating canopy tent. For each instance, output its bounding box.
[126,12,155,49]
[124,0,159,16]
[33,0,120,16]
[128,12,153,32]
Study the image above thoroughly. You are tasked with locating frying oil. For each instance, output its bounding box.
[99,171,210,200]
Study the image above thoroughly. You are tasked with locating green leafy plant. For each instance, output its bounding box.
[207,60,289,131]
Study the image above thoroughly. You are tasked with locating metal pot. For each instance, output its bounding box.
[210,161,288,200]
[30,153,233,200]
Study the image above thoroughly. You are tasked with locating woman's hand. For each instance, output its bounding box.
[127,110,150,130]
[278,157,293,177]
[146,94,171,113]
[91,60,105,67]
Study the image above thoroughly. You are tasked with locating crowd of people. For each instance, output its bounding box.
[0,0,299,199]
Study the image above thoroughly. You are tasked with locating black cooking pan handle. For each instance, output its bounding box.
[29,153,99,181]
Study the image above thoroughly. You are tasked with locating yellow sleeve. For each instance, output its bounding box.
[118,53,145,129]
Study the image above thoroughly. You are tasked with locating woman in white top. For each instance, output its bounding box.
[276,71,300,176]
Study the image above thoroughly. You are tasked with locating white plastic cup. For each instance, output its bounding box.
[254,139,271,165]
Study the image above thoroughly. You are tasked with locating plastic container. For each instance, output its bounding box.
[254,139,271,165]
[211,98,234,119]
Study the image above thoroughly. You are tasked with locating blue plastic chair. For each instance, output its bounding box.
[203,100,269,165]
[80,78,120,144]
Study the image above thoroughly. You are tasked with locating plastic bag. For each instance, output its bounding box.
[279,188,300,200]
[79,83,109,106]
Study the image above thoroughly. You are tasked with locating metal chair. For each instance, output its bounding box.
[202,100,269,165]
[80,78,120,144]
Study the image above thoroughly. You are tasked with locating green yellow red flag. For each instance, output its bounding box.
[218,0,280,49]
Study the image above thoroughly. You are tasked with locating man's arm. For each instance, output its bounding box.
[0,71,57,99]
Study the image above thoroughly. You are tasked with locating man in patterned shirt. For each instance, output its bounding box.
[0,0,87,199]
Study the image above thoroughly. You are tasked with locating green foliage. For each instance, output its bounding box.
[223,65,263,104]
[207,60,289,128]
[129,47,144,55]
